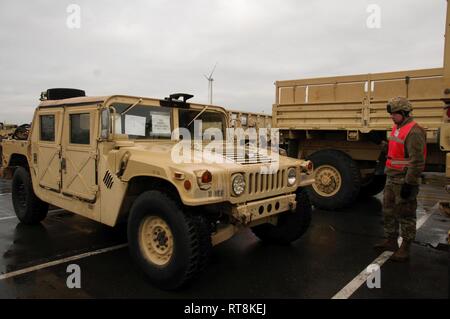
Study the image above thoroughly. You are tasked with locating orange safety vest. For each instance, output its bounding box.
[386,120,427,171]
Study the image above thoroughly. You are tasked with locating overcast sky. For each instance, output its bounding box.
[0,0,447,124]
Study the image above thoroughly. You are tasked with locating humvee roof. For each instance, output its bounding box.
[38,95,228,114]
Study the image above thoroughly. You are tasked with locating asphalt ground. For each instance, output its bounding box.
[0,178,448,299]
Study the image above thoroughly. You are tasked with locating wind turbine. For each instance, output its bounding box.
[204,62,218,104]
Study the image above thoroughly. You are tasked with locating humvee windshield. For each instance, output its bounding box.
[178,108,225,138]
[111,103,226,140]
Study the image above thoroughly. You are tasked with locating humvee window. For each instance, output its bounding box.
[179,109,225,138]
[112,103,172,139]
[40,114,55,142]
[70,113,90,144]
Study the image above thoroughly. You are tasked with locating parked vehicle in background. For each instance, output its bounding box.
[271,3,450,210]
[228,110,272,131]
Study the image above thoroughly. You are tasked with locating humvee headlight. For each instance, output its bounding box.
[287,168,297,186]
[231,173,246,196]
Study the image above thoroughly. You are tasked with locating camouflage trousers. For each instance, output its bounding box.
[382,176,419,242]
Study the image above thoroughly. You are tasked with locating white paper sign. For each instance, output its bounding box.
[152,113,171,135]
[125,115,146,136]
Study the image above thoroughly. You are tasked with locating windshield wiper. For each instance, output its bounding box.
[122,98,143,116]
[187,105,209,128]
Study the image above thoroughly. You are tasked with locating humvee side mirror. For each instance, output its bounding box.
[100,108,110,140]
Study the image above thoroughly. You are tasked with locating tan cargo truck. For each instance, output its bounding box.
[273,3,450,210]
[0,89,314,289]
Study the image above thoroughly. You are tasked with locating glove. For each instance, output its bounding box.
[400,183,413,199]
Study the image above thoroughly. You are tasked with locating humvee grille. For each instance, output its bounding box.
[103,171,114,189]
[225,152,273,165]
[246,169,286,195]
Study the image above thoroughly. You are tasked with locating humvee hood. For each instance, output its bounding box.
[122,141,299,170]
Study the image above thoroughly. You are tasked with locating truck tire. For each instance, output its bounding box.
[251,188,312,245]
[127,190,212,290]
[307,149,361,210]
[359,174,386,197]
[11,166,48,224]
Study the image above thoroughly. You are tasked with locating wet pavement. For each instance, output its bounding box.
[0,179,448,299]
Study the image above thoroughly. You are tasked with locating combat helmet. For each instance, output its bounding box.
[386,96,413,114]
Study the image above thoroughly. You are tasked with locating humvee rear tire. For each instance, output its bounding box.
[307,149,361,210]
[359,174,386,197]
[251,189,312,245]
[12,166,48,224]
[127,190,212,290]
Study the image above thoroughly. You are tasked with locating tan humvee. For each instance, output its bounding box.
[0,89,314,290]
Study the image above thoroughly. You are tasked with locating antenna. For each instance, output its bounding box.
[204,62,218,104]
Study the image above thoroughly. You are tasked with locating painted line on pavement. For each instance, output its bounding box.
[332,251,393,299]
[0,244,128,280]
[0,208,66,222]
[332,211,434,299]
[0,216,16,221]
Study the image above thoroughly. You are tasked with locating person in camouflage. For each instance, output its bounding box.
[374,97,427,262]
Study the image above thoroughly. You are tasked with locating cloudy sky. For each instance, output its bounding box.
[0,0,447,124]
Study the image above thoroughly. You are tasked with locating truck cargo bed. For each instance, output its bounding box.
[274,67,445,137]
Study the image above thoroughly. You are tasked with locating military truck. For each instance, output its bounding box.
[272,3,450,209]
[228,110,272,131]
[0,123,18,138]
[0,123,18,165]
[0,88,314,289]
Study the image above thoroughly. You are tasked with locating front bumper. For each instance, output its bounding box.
[232,193,297,225]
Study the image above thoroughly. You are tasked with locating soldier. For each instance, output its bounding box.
[374,97,427,262]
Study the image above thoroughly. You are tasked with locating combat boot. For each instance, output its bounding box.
[373,238,398,252]
[391,240,411,262]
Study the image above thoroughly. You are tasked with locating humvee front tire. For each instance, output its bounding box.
[127,190,211,290]
[251,189,312,245]
[12,166,49,224]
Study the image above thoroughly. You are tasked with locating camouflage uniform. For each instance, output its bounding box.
[383,107,427,242]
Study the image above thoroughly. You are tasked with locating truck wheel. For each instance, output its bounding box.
[127,190,212,290]
[251,188,312,245]
[307,149,361,210]
[360,174,386,197]
[11,166,48,224]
